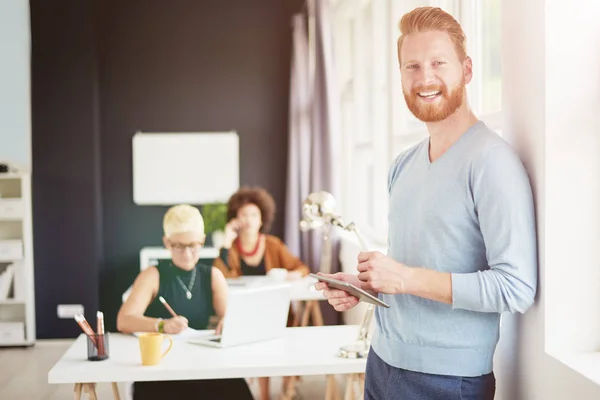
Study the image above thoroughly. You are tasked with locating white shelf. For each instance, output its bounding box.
[0,173,24,180]
[0,299,25,305]
[0,341,34,347]
[0,172,35,346]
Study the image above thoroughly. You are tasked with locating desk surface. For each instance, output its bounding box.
[48,325,366,384]
[228,276,325,301]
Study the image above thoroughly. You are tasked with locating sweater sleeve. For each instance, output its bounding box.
[451,145,538,314]
[273,237,310,276]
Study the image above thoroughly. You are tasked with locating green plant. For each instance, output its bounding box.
[202,202,227,234]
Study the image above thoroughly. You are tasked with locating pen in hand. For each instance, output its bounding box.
[158,296,189,333]
[159,296,178,318]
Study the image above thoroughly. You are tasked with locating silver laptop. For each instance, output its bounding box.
[188,283,292,348]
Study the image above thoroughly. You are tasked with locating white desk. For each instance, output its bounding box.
[227,275,325,301]
[48,325,366,399]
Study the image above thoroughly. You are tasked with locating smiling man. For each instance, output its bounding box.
[316,6,537,400]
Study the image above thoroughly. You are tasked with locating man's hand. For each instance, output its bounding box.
[163,316,189,334]
[314,272,361,312]
[356,251,408,294]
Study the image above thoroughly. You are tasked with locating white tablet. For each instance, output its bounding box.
[310,273,390,308]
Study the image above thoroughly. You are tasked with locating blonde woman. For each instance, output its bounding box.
[117,204,253,399]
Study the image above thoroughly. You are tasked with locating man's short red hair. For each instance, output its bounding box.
[397,6,467,63]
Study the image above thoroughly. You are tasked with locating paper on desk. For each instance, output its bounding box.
[132,328,215,340]
[172,327,215,340]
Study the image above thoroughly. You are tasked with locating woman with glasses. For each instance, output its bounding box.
[117,204,253,399]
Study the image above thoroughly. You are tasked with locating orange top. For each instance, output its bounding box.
[213,234,310,278]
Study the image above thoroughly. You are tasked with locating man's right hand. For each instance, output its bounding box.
[163,316,189,334]
[314,272,361,312]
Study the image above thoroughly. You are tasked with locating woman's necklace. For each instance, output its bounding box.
[236,234,262,257]
[175,267,197,300]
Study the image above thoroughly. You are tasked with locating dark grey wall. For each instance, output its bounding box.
[30,0,102,339]
[31,0,304,337]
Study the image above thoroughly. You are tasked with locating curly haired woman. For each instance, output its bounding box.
[213,186,309,400]
[214,186,309,279]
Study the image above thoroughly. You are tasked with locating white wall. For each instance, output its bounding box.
[544,0,600,356]
[0,1,31,170]
[494,0,600,398]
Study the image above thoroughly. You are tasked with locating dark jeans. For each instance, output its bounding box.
[365,349,496,400]
[132,378,253,399]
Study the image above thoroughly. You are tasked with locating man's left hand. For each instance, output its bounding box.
[357,251,409,294]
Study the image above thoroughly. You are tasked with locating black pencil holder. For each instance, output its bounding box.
[87,333,109,361]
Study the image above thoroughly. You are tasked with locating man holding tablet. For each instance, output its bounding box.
[315,6,537,400]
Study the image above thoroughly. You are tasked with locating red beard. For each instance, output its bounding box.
[403,79,465,122]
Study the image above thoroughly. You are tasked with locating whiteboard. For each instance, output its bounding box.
[132,131,239,205]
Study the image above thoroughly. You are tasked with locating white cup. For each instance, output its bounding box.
[268,268,288,282]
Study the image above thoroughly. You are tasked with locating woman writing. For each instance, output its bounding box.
[117,204,253,399]
[213,186,310,400]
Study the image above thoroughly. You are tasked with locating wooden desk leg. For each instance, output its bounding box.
[292,301,303,327]
[310,300,324,326]
[282,376,298,400]
[82,383,98,400]
[358,373,365,398]
[111,382,122,400]
[300,300,312,326]
[325,374,340,400]
[344,374,356,400]
[73,383,82,400]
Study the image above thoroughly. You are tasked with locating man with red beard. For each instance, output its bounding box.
[316,6,537,400]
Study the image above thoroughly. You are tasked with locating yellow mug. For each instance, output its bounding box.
[138,332,173,366]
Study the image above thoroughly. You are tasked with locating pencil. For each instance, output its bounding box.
[96,311,105,357]
[74,314,97,347]
[158,296,178,317]
[96,311,105,335]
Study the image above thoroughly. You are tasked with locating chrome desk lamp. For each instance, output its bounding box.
[299,191,375,358]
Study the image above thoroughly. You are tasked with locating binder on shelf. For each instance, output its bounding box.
[0,240,23,261]
[0,198,24,219]
[0,264,14,300]
[0,322,25,344]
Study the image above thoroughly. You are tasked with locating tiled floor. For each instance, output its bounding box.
[0,339,349,399]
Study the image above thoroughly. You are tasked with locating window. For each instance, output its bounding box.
[332,0,502,237]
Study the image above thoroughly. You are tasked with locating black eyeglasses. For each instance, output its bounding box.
[168,241,204,253]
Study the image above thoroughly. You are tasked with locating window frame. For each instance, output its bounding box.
[332,0,502,239]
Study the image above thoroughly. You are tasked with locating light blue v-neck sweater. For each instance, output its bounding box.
[371,121,537,377]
